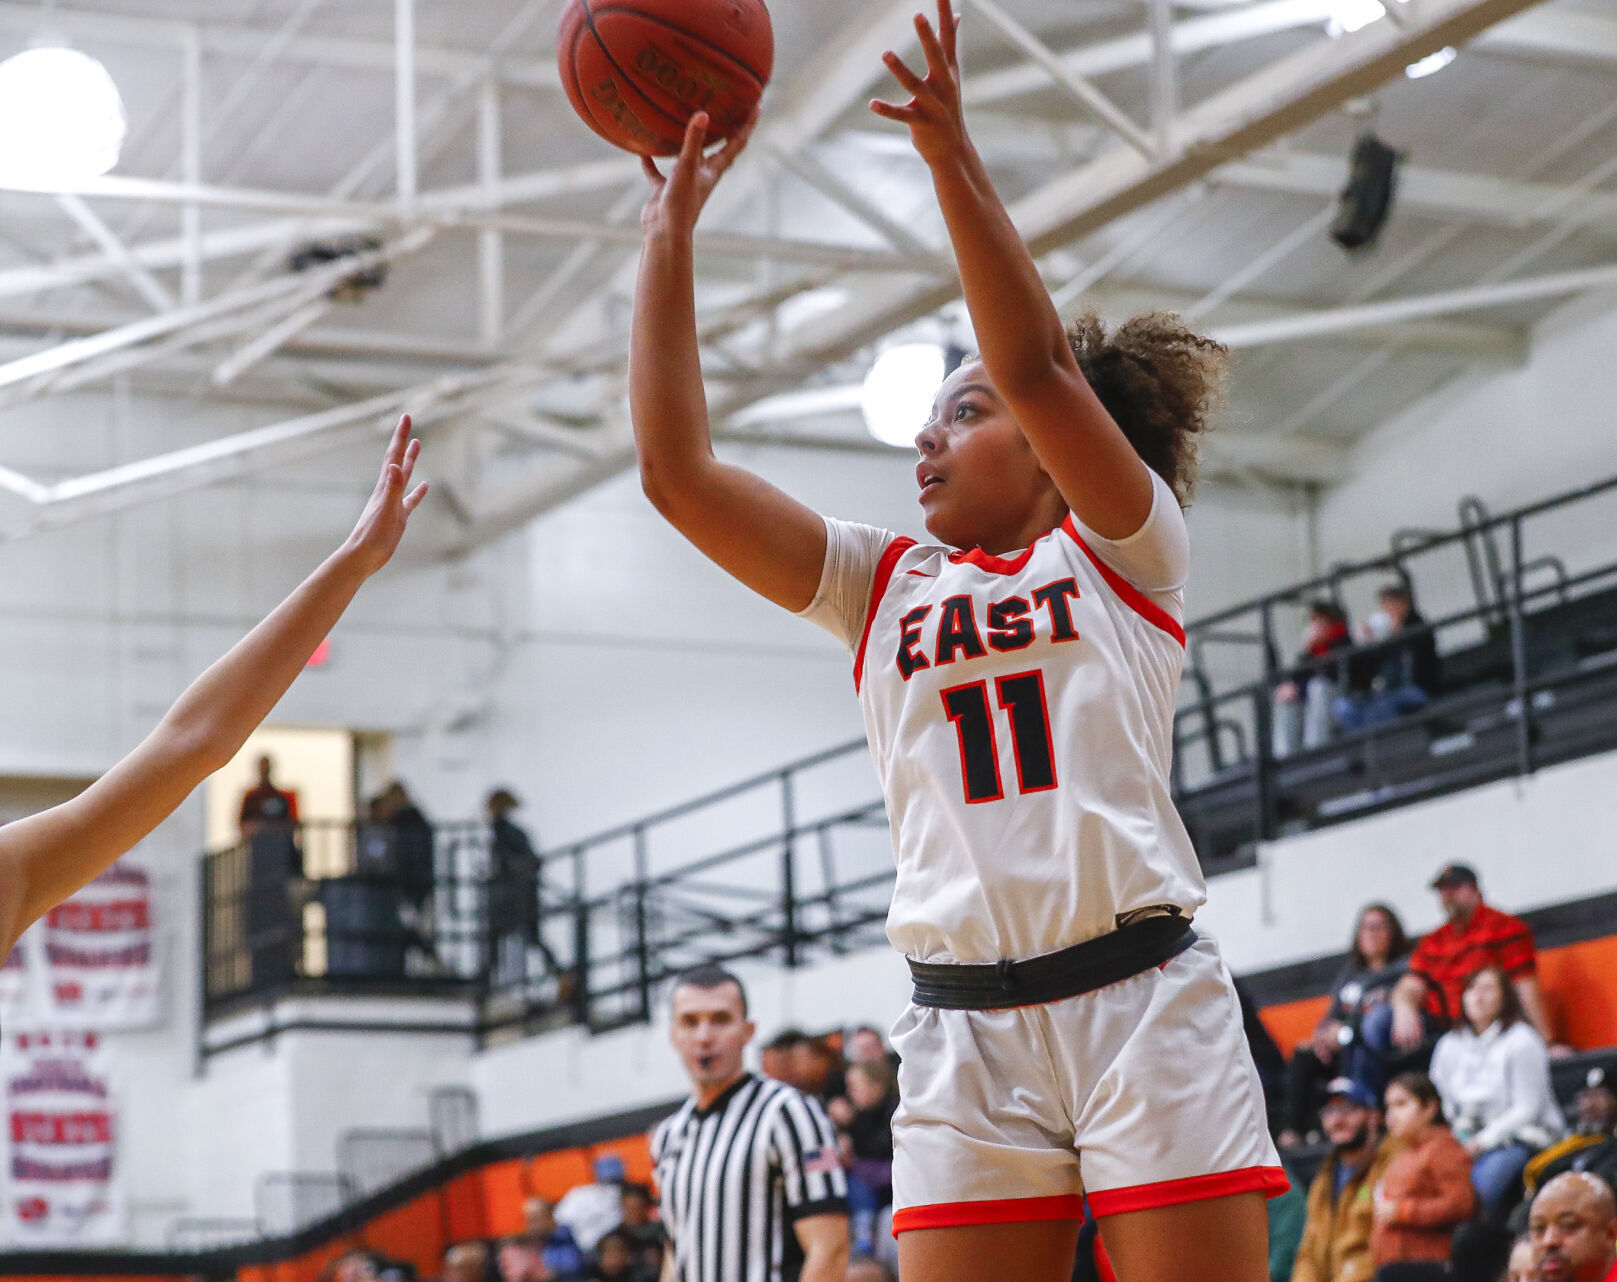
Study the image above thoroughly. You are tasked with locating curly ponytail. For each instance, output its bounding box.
[1066,311,1227,505]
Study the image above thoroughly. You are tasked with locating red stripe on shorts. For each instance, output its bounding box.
[1086,1165,1291,1218]
[891,1193,1085,1235]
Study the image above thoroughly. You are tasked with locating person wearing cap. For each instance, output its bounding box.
[555,1155,629,1267]
[1379,865,1557,1060]
[1526,1070,1617,1203]
[1292,1078,1403,1282]
[1527,1172,1617,1282]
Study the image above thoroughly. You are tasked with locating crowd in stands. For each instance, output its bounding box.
[1271,584,1441,757]
[1269,860,1617,1282]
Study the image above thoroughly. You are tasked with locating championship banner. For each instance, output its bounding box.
[1,1030,124,1245]
[13,862,160,1029]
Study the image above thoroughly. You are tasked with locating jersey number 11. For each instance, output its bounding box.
[941,670,1058,804]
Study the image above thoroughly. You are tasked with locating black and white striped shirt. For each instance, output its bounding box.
[651,1074,848,1282]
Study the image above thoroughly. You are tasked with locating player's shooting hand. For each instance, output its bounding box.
[640,109,757,239]
[342,415,428,576]
[869,0,967,169]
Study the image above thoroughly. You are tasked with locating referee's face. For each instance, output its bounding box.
[670,982,755,1101]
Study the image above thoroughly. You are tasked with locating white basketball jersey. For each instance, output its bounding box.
[801,474,1206,965]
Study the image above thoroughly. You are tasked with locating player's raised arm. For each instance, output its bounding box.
[871,0,1155,541]
[0,417,428,954]
[632,111,828,613]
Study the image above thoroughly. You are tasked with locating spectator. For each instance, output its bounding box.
[844,1259,896,1282]
[239,754,299,834]
[1370,1072,1475,1277]
[1334,584,1440,733]
[790,1034,846,1105]
[375,781,436,963]
[325,1253,383,1282]
[1527,1172,1617,1282]
[242,754,306,987]
[520,1196,586,1279]
[586,1230,653,1282]
[442,1243,492,1282]
[1383,865,1557,1055]
[485,788,551,984]
[761,1029,807,1084]
[497,1241,556,1282]
[1429,966,1565,1218]
[1508,1235,1540,1282]
[837,1058,897,1254]
[1292,1078,1403,1282]
[1281,903,1413,1146]
[614,1182,667,1279]
[846,1025,900,1075]
[555,1156,627,1268]
[1274,599,1353,757]
[1525,1071,1617,1203]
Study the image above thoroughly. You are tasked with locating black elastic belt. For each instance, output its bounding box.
[907,915,1197,1010]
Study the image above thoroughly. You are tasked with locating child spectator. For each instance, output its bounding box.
[613,1182,667,1279]
[1273,599,1352,757]
[1370,1072,1475,1277]
[1429,967,1564,1218]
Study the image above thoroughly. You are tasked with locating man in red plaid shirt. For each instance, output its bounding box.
[1385,863,1562,1054]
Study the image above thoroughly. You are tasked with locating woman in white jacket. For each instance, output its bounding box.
[1429,965,1565,1216]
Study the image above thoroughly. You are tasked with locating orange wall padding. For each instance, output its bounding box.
[1259,994,1333,1057]
[1539,934,1617,1050]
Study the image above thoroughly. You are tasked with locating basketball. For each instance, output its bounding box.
[556,0,774,156]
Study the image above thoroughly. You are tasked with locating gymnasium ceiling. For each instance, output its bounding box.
[0,0,1612,547]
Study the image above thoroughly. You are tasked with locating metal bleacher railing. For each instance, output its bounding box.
[199,473,1617,1047]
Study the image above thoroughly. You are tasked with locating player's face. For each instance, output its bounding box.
[914,361,1067,556]
[669,982,754,1094]
[1529,1182,1617,1282]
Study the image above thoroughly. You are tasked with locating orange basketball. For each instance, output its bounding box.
[557,0,773,156]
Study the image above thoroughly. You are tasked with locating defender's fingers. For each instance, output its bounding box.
[914,11,949,73]
[868,98,916,123]
[938,0,960,61]
[403,482,429,514]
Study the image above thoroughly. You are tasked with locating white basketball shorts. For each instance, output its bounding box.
[888,932,1288,1233]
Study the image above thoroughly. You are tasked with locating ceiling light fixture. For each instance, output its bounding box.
[1405,47,1458,79]
[861,343,945,448]
[1326,0,1386,38]
[0,47,126,189]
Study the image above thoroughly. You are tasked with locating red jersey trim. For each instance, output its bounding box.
[853,537,917,694]
[1086,1165,1290,1218]
[947,537,1047,575]
[891,1193,1084,1235]
[1061,516,1186,648]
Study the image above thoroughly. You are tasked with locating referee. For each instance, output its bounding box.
[652,964,850,1282]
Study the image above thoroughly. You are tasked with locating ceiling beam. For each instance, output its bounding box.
[1218,150,1617,237]
[1476,6,1617,67]
[0,2,562,90]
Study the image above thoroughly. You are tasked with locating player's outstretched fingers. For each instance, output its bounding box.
[641,154,665,188]
[882,48,927,98]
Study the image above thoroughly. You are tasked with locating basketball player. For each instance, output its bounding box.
[0,418,426,958]
[628,2,1283,1277]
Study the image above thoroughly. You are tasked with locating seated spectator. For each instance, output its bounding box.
[1430,967,1565,1218]
[1527,1172,1617,1282]
[791,1033,847,1105]
[761,1028,806,1083]
[497,1241,555,1282]
[555,1156,626,1264]
[1334,583,1439,733]
[519,1196,586,1279]
[1274,599,1353,757]
[1526,1070,1617,1202]
[613,1182,667,1279]
[1370,1072,1475,1279]
[442,1243,492,1282]
[1508,1234,1540,1282]
[1381,865,1559,1059]
[1291,1078,1403,1282]
[837,1059,897,1255]
[1281,903,1413,1146]
[586,1231,653,1282]
[846,1024,900,1075]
